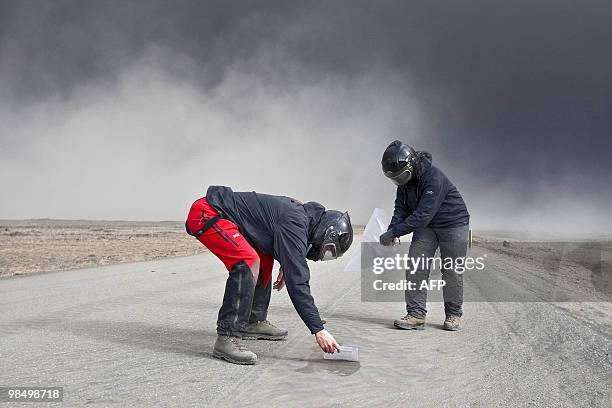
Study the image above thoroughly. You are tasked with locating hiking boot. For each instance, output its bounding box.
[213,335,257,365]
[394,314,426,330]
[242,320,288,340]
[443,315,462,331]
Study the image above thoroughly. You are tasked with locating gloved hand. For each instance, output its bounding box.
[379,230,396,246]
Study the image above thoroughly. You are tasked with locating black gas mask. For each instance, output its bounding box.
[306,211,353,262]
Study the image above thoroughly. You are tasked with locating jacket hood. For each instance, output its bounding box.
[303,201,326,239]
[416,151,432,178]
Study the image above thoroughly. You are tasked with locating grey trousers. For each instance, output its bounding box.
[405,224,469,318]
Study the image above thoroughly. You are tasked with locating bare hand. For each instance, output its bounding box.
[314,329,341,353]
[273,267,285,291]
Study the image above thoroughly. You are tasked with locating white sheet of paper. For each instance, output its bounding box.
[344,208,390,272]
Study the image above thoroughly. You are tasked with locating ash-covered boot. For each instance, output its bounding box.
[213,335,257,365]
[242,320,288,340]
[394,314,426,330]
[443,315,462,331]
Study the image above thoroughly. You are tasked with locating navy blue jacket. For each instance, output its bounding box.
[206,185,325,334]
[389,153,470,237]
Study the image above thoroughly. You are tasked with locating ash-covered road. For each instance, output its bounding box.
[1,238,611,407]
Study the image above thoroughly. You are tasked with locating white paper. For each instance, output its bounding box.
[344,208,390,272]
[323,345,359,362]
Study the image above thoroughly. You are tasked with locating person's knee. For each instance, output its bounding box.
[237,253,259,283]
[409,240,438,259]
[243,253,259,273]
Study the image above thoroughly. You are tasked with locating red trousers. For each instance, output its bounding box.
[186,197,274,288]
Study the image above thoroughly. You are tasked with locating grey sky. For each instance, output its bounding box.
[1,0,610,232]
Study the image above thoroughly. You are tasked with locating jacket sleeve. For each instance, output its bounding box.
[391,172,447,237]
[388,187,411,231]
[274,217,325,334]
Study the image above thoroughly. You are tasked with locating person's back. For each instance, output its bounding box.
[206,186,308,257]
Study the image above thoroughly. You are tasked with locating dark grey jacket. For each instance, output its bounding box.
[206,185,325,333]
[389,153,470,237]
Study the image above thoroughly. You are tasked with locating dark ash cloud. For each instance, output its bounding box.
[1,0,611,232]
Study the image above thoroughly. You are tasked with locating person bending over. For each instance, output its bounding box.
[186,185,353,364]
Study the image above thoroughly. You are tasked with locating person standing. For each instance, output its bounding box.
[379,141,470,331]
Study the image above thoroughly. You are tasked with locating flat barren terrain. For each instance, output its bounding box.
[0,220,205,277]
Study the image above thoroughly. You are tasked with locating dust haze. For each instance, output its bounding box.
[1,0,611,233]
